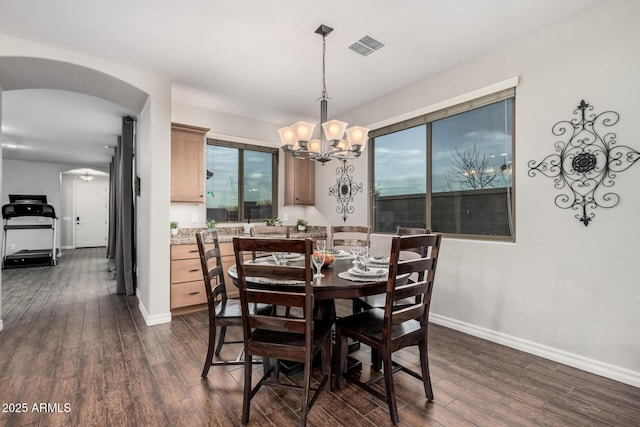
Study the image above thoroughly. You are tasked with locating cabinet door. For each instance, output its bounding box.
[171,123,209,203]
[284,153,315,205]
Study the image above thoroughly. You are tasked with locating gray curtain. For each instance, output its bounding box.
[107,144,118,272]
[115,117,136,295]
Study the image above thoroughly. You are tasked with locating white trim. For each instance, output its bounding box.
[0,319,3,332]
[137,289,172,326]
[430,313,640,388]
[366,76,520,130]
[60,245,74,250]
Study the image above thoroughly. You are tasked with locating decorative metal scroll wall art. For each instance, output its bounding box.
[528,100,639,226]
[329,159,363,222]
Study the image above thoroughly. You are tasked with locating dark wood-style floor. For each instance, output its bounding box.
[1,248,639,426]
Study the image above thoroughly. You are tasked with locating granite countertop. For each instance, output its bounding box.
[170,225,327,245]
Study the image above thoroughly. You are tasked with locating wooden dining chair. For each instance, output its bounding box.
[233,237,332,427]
[355,226,432,310]
[196,230,273,378]
[249,225,291,261]
[335,233,442,425]
[330,225,371,249]
[353,227,433,369]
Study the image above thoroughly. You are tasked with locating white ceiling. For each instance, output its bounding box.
[0,0,607,167]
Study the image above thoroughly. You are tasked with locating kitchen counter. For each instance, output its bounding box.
[170,225,327,245]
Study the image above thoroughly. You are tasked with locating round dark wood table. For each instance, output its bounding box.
[228,257,392,320]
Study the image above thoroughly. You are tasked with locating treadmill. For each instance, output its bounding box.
[2,194,58,269]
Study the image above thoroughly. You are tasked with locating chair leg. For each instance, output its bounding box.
[321,332,332,391]
[300,357,312,427]
[382,349,400,425]
[201,319,216,378]
[371,348,382,372]
[215,326,227,355]
[418,340,434,401]
[242,351,253,424]
[335,329,348,390]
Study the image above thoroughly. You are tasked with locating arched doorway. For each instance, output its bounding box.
[0,56,151,329]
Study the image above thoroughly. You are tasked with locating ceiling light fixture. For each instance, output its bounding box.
[80,170,94,181]
[278,24,369,165]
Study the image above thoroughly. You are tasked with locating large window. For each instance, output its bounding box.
[370,89,514,240]
[206,139,278,223]
[373,126,427,232]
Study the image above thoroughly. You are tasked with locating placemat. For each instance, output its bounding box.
[338,271,388,282]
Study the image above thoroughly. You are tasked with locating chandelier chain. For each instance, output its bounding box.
[320,34,328,101]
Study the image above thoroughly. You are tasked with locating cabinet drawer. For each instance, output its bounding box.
[171,258,202,283]
[171,244,200,260]
[171,281,207,309]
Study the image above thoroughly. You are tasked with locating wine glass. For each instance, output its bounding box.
[315,239,327,253]
[351,241,361,258]
[356,246,369,271]
[312,251,325,279]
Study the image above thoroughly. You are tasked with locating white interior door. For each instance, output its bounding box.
[74,180,109,248]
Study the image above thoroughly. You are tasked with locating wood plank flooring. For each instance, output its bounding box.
[1,248,639,426]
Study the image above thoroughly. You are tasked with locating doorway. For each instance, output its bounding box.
[73,180,109,248]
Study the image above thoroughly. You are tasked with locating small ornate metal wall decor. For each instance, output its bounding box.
[329,159,363,222]
[528,99,639,226]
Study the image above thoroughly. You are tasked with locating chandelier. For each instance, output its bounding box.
[278,24,369,165]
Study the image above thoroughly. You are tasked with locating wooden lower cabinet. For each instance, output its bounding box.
[171,281,207,309]
[170,241,245,315]
[170,244,207,315]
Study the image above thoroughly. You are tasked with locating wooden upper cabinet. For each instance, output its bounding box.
[284,153,315,205]
[171,123,209,203]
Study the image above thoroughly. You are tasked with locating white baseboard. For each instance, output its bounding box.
[136,290,171,326]
[0,319,3,332]
[429,313,640,388]
[60,245,74,250]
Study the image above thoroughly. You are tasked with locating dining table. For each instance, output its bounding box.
[227,251,406,373]
[227,252,405,322]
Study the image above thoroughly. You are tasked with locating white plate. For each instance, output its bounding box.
[281,252,302,259]
[368,256,389,264]
[348,267,387,278]
[332,250,351,258]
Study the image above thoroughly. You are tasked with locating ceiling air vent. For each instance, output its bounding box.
[348,35,385,57]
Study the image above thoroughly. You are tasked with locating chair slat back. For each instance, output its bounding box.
[249,226,291,259]
[196,230,227,302]
[385,234,442,331]
[396,226,432,258]
[330,225,371,249]
[234,237,314,355]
